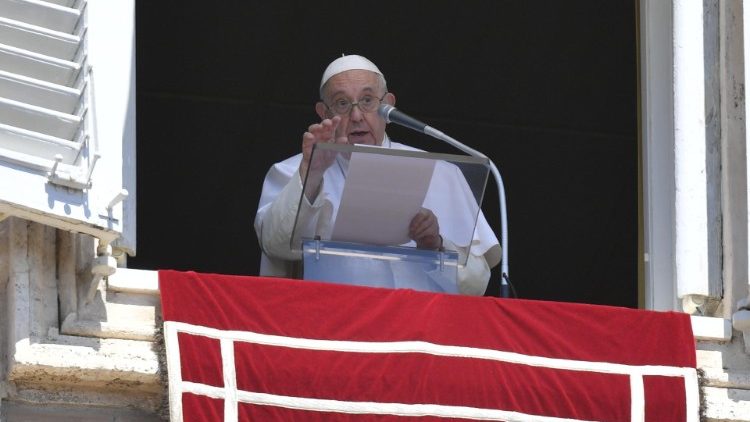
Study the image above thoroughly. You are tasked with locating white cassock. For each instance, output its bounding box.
[254,136,501,295]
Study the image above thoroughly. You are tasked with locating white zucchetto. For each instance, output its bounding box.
[320,55,384,89]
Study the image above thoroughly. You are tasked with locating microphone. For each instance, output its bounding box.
[378,103,511,298]
[378,104,485,159]
[378,104,429,134]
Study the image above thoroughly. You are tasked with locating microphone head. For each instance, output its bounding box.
[378,103,395,123]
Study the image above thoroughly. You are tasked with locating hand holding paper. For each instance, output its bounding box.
[331,152,436,246]
[409,208,441,250]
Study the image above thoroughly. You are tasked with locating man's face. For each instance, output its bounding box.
[316,70,395,146]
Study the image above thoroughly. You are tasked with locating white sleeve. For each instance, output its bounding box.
[442,237,491,296]
[256,170,328,261]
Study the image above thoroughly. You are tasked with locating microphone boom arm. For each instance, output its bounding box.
[423,126,510,298]
[379,103,510,297]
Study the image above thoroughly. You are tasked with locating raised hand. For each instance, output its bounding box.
[299,115,348,200]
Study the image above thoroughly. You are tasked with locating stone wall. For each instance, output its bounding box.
[2,216,750,421]
[699,336,750,421]
[0,218,162,421]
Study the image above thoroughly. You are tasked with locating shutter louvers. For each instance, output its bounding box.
[0,0,94,189]
[0,0,136,251]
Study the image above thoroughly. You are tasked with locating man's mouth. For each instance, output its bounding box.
[348,131,370,142]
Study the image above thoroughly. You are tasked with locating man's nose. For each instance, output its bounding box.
[349,104,364,121]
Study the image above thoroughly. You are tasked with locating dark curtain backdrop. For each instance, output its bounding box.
[131,1,638,306]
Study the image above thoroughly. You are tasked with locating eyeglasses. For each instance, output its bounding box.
[324,93,387,115]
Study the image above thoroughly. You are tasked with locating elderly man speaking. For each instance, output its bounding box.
[254,55,500,295]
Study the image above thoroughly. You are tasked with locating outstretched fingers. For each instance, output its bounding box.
[300,116,345,179]
[307,116,341,144]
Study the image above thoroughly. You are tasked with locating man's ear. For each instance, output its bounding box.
[315,102,328,120]
[384,92,396,106]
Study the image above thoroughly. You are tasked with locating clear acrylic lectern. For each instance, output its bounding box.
[291,143,490,294]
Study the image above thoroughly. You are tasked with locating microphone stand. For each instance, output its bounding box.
[378,104,510,297]
[422,126,510,298]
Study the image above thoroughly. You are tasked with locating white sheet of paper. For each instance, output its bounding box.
[331,152,436,245]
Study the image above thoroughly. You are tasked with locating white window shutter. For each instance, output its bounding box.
[0,0,136,253]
